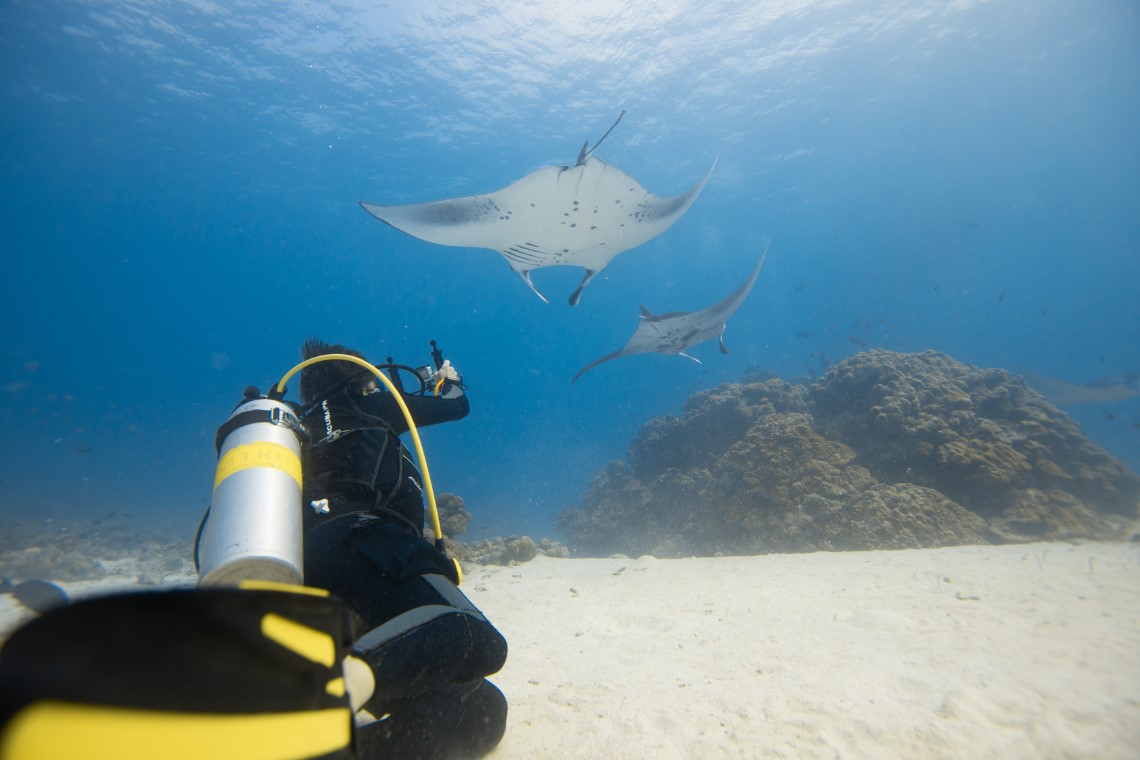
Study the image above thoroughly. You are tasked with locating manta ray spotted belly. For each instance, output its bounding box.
[360,115,715,306]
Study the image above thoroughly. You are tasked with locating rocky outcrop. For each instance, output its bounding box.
[446,535,570,566]
[0,516,192,584]
[558,350,1140,556]
[437,492,569,565]
[436,492,473,539]
[809,351,1139,533]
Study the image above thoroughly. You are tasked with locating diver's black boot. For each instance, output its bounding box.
[355,678,508,760]
[305,519,507,705]
[353,572,508,705]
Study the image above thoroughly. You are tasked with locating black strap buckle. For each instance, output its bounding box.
[215,404,309,454]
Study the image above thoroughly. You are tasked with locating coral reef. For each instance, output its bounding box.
[436,492,473,538]
[558,350,1140,556]
[0,493,564,593]
[0,516,194,585]
[446,535,570,566]
[437,492,569,564]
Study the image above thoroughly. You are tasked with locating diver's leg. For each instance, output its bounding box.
[355,679,507,760]
[306,519,507,703]
[352,572,507,704]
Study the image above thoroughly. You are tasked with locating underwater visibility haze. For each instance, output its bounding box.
[1,0,1138,541]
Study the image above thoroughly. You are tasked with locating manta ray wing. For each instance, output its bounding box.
[1017,369,1140,405]
[360,155,716,305]
[572,242,769,382]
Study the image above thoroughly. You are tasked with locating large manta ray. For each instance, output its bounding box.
[573,242,769,383]
[359,113,716,306]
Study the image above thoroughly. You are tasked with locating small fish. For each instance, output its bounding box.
[796,331,813,339]
[847,335,868,347]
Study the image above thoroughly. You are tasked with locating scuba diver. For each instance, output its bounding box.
[296,338,508,758]
[0,339,508,760]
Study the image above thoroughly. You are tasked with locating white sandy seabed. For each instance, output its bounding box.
[2,541,1138,759]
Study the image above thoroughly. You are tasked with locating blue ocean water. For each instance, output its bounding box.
[1,0,1137,542]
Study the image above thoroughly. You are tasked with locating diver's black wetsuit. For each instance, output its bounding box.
[302,377,469,537]
[298,339,507,760]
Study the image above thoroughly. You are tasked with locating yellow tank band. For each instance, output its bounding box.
[0,702,351,760]
[214,441,301,490]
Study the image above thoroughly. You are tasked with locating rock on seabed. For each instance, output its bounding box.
[558,350,1140,557]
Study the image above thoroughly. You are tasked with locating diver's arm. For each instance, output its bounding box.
[399,389,470,427]
[362,371,469,432]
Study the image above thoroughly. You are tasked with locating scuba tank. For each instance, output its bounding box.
[197,394,307,587]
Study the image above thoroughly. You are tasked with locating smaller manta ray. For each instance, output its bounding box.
[359,112,716,306]
[573,241,770,383]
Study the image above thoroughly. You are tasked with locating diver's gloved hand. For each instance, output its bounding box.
[434,359,464,399]
[437,359,460,384]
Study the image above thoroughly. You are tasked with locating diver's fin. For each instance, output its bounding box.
[0,586,359,760]
[11,579,68,613]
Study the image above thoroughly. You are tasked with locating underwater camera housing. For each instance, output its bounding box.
[197,396,307,587]
[413,364,436,387]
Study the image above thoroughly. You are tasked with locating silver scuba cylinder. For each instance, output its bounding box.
[198,397,307,587]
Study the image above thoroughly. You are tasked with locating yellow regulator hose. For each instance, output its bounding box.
[274,354,446,548]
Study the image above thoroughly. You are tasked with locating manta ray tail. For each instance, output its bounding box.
[572,349,625,384]
[575,110,626,167]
